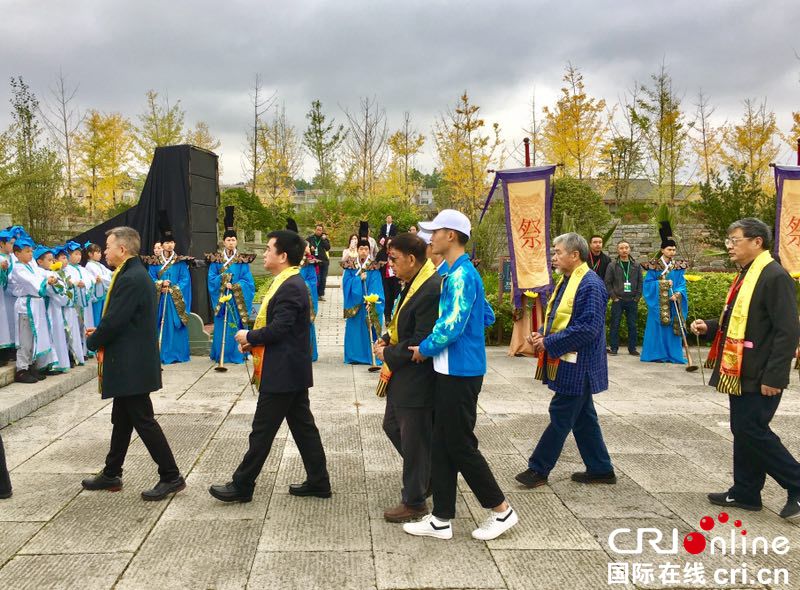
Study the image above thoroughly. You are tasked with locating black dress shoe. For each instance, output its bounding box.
[141,476,186,501]
[208,482,253,503]
[82,473,123,491]
[14,370,38,384]
[514,469,548,488]
[707,491,762,511]
[30,368,46,381]
[780,497,800,519]
[289,481,332,498]
[572,471,617,484]
[0,489,12,499]
[629,349,640,356]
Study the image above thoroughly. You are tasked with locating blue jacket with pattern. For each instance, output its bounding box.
[419,254,493,377]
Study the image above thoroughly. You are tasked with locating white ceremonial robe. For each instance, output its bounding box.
[8,261,57,369]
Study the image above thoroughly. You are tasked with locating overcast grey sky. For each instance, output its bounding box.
[1,0,798,183]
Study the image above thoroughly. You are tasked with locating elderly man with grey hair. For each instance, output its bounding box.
[516,232,616,489]
[691,218,800,519]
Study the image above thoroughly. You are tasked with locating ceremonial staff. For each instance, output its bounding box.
[361,267,381,373]
[158,291,167,351]
[215,288,230,372]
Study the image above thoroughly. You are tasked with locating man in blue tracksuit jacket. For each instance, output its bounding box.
[403,210,519,542]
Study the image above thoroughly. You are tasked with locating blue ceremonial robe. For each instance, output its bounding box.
[149,259,191,364]
[300,262,319,362]
[208,258,255,365]
[342,266,385,365]
[641,260,688,364]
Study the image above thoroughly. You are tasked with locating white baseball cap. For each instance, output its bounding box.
[417,229,433,244]
[418,209,471,238]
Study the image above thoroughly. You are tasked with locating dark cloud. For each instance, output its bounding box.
[1,0,798,181]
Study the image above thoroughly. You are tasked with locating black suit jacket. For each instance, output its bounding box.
[246,274,313,393]
[704,260,800,393]
[87,256,162,399]
[381,272,442,407]
[379,223,398,240]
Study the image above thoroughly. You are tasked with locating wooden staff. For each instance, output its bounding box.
[361,270,381,373]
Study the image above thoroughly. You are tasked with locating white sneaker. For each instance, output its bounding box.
[402,514,453,540]
[471,506,518,541]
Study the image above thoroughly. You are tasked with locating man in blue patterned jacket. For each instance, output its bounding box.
[403,209,518,543]
[515,232,616,488]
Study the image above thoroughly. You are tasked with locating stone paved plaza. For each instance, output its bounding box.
[1,286,800,589]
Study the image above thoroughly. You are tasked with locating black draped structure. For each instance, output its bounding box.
[71,145,220,322]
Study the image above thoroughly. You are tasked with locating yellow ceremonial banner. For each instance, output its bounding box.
[778,178,800,275]
[507,179,550,290]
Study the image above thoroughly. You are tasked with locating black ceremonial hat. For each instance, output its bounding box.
[223,206,236,239]
[285,218,299,233]
[659,221,677,249]
[158,210,174,242]
[357,220,370,249]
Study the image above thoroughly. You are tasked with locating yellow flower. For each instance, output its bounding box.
[364,294,380,304]
[219,294,233,303]
[50,261,62,271]
[523,291,538,299]
[684,274,703,282]
[791,272,800,280]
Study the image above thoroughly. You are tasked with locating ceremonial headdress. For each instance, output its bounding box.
[83,241,95,250]
[64,241,82,253]
[33,245,52,260]
[357,221,370,249]
[658,221,677,249]
[0,229,12,242]
[223,206,237,239]
[285,217,299,233]
[14,235,34,249]
[158,209,175,242]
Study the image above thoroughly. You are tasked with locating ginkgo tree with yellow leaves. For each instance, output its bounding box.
[382,112,425,202]
[721,98,781,193]
[541,63,607,180]
[433,91,502,221]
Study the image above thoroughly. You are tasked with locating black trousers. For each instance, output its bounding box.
[233,389,329,494]
[103,394,180,482]
[317,262,329,297]
[729,392,800,503]
[0,433,11,494]
[383,399,433,506]
[431,374,505,519]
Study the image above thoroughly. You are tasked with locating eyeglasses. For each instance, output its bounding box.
[724,237,753,248]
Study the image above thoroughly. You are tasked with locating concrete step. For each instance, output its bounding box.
[0,362,98,428]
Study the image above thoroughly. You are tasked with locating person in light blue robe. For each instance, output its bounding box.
[147,214,192,364]
[300,248,319,362]
[641,222,689,364]
[342,240,385,366]
[206,208,256,365]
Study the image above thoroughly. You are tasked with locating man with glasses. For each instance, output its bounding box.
[691,218,800,519]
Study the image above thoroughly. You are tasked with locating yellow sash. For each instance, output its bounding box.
[251,266,300,385]
[376,260,437,397]
[705,250,772,395]
[535,262,590,382]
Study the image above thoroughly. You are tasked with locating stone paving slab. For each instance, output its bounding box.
[250,551,377,590]
[0,553,133,590]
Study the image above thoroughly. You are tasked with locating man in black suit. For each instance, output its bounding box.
[82,227,185,501]
[379,215,398,241]
[306,223,331,301]
[374,233,441,522]
[209,230,330,502]
[691,218,800,519]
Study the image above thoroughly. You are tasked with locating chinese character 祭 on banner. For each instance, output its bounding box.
[477,166,556,357]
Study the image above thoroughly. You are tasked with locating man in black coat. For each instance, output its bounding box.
[82,227,185,501]
[209,230,330,503]
[374,233,442,522]
[306,223,331,300]
[691,218,800,519]
[379,215,398,241]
